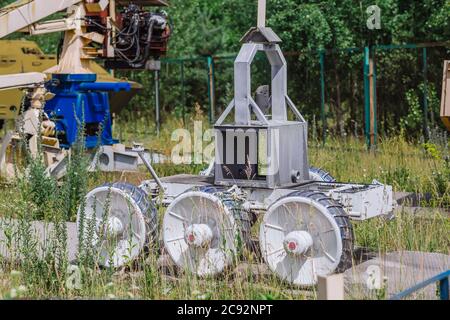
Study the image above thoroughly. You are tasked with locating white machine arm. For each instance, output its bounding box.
[0,0,83,39]
[0,72,46,91]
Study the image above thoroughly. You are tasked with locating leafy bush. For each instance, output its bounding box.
[400,90,423,136]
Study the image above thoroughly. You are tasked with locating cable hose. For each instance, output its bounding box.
[130,20,155,68]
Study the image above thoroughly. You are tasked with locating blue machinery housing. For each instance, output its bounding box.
[44,74,131,149]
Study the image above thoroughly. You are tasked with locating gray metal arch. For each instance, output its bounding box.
[234,43,288,124]
[216,42,304,126]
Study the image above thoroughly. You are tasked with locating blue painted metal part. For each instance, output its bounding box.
[44,74,131,149]
[78,82,131,92]
[390,269,450,300]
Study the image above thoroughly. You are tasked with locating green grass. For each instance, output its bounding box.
[0,117,448,300]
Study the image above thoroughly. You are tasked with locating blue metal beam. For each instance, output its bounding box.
[390,270,450,300]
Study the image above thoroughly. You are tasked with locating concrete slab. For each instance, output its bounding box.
[0,219,78,262]
[344,251,450,300]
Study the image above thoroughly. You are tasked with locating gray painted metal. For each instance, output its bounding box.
[257,0,266,28]
[214,122,310,189]
[92,145,140,172]
[73,1,396,284]
[231,43,288,124]
[240,27,282,44]
[214,28,309,189]
[142,174,395,221]
[134,146,164,190]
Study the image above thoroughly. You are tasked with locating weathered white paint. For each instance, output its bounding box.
[0,0,83,39]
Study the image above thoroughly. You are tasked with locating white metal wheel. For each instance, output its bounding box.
[163,191,239,277]
[77,184,148,268]
[260,194,343,286]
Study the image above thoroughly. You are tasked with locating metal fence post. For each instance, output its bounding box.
[440,276,449,300]
[364,46,371,148]
[319,50,326,144]
[371,47,377,147]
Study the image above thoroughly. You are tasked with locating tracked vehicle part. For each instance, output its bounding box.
[78,182,157,268]
[309,167,336,183]
[162,187,252,277]
[260,190,353,286]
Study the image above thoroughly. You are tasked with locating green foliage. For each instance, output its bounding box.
[12,108,91,222]
[161,0,450,135]
[430,159,450,204]
[354,211,450,254]
[59,119,91,221]
[422,142,442,159]
[381,166,415,191]
[22,156,57,220]
[400,89,423,135]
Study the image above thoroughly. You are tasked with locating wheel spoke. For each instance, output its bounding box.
[267,247,285,256]
[166,236,185,243]
[264,223,284,232]
[168,211,187,222]
[323,250,336,263]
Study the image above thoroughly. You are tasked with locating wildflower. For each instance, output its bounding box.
[9,288,17,299]
[17,285,27,293]
[10,270,22,277]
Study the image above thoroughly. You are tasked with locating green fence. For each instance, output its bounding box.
[122,42,449,148]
